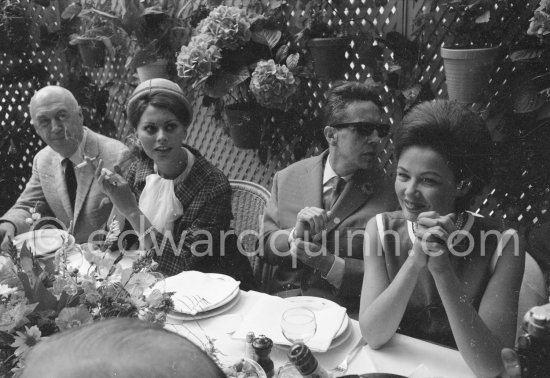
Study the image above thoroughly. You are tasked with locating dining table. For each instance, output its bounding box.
[7,234,479,378]
[164,290,476,378]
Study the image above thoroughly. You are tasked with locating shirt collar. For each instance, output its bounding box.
[59,128,87,166]
[323,154,352,184]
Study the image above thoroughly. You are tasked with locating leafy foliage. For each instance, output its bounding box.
[0,224,173,375]
[415,0,511,49]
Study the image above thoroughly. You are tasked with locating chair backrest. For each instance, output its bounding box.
[517,252,548,338]
[229,179,272,291]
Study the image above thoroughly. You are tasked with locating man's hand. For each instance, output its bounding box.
[291,239,335,275]
[0,222,15,251]
[501,348,522,378]
[294,207,330,240]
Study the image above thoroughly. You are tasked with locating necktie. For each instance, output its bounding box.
[63,158,77,210]
[328,176,346,209]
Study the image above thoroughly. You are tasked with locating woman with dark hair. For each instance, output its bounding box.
[93,79,232,276]
[359,100,525,377]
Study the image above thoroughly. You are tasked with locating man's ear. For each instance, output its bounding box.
[78,107,84,123]
[324,126,337,145]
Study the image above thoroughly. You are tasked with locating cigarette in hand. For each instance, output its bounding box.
[75,156,97,170]
[101,168,118,186]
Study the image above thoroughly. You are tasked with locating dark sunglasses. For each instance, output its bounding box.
[329,122,390,137]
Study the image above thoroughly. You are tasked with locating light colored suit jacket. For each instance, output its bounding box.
[261,150,397,312]
[1,128,133,243]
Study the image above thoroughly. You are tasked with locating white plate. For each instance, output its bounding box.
[13,229,74,257]
[162,272,240,314]
[285,296,349,339]
[167,289,241,322]
[326,316,352,349]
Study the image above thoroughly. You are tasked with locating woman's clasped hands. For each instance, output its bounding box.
[410,211,459,273]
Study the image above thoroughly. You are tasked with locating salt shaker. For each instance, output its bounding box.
[245,331,255,360]
[252,334,274,378]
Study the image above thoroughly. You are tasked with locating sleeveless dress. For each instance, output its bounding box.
[374,210,515,348]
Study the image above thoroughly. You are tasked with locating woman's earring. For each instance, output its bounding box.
[457,180,472,191]
[133,133,142,146]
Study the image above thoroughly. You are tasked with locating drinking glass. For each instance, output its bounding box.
[280,307,317,345]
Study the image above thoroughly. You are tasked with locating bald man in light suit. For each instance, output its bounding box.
[0,86,133,245]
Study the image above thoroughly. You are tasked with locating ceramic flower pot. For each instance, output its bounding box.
[307,37,351,80]
[77,39,106,68]
[225,104,261,149]
[441,46,501,103]
[5,16,30,52]
[136,59,169,82]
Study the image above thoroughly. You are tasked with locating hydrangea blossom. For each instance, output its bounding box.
[197,5,252,51]
[528,0,550,37]
[250,59,298,111]
[176,34,222,85]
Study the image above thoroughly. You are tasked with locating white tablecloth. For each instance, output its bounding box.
[165,291,475,378]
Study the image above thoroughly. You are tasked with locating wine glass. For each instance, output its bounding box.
[280,307,317,345]
[279,307,317,378]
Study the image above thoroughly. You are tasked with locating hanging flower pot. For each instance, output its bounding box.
[225,103,261,149]
[136,59,169,82]
[307,37,351,80]
[4,3,30,52]
[76,39,106,68]
[441,46,501,103]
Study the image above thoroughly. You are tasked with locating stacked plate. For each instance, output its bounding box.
[13,229,75,257]
[158,271,241,321]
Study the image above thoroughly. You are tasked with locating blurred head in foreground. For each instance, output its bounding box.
[21,318,226,378]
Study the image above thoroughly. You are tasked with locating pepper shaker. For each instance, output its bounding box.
[252,334,274,378]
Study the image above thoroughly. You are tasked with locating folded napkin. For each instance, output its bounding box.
[157,271,240,315]
[233,292,347,353]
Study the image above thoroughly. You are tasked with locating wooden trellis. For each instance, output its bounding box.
[0,0,548,235]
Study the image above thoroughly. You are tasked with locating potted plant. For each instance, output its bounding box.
[507,0,550,114]
[176,3,305,149]
[125,0,194,82]
[218,58,299,149]
[291,0,350,80]
[67,8,128,68]
[0,1,31,53]
[418,0,510,103]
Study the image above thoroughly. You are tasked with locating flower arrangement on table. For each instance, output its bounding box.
[0,218,173,376]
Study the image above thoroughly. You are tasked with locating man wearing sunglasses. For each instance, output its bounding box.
[261,81,397,314]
